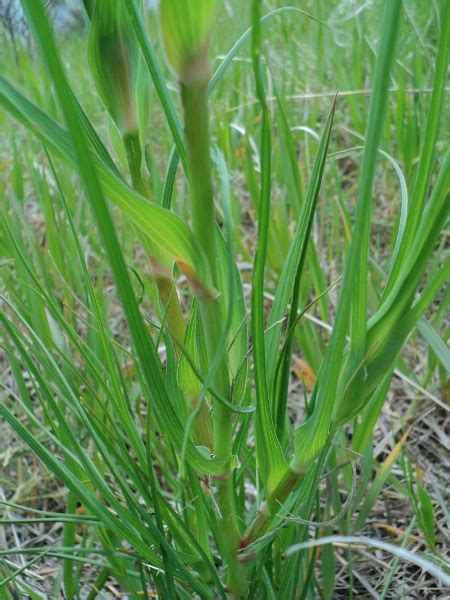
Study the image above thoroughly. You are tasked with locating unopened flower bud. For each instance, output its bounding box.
[159,0,217,85]
[88,1,139,134]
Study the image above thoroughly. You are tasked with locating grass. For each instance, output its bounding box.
[0,0,449,598]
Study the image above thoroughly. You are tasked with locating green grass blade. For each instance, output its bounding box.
[0,400,212,598]
[363,150,449,373]
[266,98,336,404]
[293,0,402,470]
[209,7,323,94]
[384,0,449,291]
[250,0,288,493]
[122,0,187,172]
[417,319,450,374]
[0,75,213,297]
[161,6,324,211]
[345,0,403,380]
[19,0,230,479]
[286,535,450,587]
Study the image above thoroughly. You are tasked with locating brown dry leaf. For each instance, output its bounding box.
[292,355,316,391]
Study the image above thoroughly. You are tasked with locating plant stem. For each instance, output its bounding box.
[180,81,218,270]
[181,80,247,596]
[155,271,213,448]
[242,467,302,548]
[243,439,333,554]
[124,125,213,447]
[123,128,147,197]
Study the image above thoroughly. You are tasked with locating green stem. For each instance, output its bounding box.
[181,80,247,596]
[123,128,147,197]
[241,467,302,549]
[156,272,213,448]
[181,82,217,269]
[242,438,333,552]
[242,438,336,574]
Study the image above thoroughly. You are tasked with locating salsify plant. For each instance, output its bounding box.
[0,0,449,598]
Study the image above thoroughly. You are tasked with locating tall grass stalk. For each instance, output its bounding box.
[0,0,448,597]
[160,1,246,590]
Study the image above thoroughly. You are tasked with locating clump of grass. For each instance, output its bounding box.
[0,0,449,598]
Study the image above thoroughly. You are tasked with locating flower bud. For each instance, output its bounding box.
[88,1,139,134]
[159,0,217,85]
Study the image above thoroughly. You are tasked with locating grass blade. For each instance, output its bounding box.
[293,0,402,470]
[250,0,288,493]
